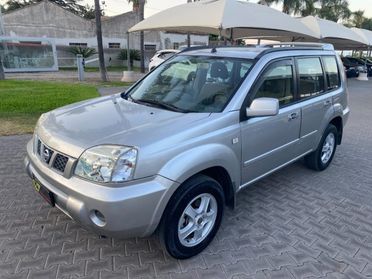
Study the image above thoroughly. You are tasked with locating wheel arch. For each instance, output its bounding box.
[330,116,343,145]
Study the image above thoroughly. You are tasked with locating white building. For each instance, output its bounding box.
[2,0,208,69]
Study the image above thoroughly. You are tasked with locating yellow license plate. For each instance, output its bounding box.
[32,178,55,206]
[33,179,41,192]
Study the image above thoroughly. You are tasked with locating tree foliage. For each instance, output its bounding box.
[117,49,141,62]
[68,46,97,58]
[260,0,365,24]
[350,10,365,28]
[3,0,97,19]
[260,0,302,14]
[317,0,351,22]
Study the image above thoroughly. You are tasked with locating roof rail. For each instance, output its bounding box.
[260,42,334,50]
[179,45,212,53]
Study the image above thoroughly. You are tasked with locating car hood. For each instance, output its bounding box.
[37,94,210,158]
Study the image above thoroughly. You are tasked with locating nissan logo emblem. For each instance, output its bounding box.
[42,148,50,162]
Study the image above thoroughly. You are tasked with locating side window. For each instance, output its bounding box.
[323,56,340,90]
[240,62,252,79]
[297,57,325,99]
[253,62,294,106]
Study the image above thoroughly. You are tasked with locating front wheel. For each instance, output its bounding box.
[159,175,224,259]
[305,124,338,171]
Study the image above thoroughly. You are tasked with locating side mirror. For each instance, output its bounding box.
[246,98,279,117]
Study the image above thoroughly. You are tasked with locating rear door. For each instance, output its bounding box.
[240,59,302,186]
[295,56,335,152]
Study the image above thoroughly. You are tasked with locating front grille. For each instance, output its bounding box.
[53,154,69,173]
[35,137,71,176]
[37,139,41,155]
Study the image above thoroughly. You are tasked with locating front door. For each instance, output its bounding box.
[240,59,301,186]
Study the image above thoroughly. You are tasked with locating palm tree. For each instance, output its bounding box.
[260,0,302,15]
[94,0,107,81]
[300,0,318,17]
[128,0,145,73]
[186,0,200,47]
[362,18,372,31]
[317,0,351,22]
[350,10,365,28]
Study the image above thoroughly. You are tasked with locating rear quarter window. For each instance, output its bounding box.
[322,56,340,90]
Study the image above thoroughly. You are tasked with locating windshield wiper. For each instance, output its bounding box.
[134,98,191,113]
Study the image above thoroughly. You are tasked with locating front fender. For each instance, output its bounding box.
[158,143,240,191]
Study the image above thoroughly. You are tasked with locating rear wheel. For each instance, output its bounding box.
[159,175,224,259]
[305,124,338,171]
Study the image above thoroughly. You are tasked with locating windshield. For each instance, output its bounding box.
[127,55,254,113]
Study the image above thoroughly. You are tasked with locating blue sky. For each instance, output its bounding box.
[100,0,372,18]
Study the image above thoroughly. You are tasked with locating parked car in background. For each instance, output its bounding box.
[25,43,349,259]
[148,49,179,71]
[341,57,360,78]
[344,57,372,77]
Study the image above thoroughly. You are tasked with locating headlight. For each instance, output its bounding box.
[75,145,137,183]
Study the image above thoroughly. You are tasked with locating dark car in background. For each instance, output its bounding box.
[341,57,361,78]
[345,57,372,77]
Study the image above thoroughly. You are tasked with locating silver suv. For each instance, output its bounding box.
[25,44,349,259]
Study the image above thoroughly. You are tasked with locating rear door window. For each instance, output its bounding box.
[322,56,340,90]
[297,57,325,99]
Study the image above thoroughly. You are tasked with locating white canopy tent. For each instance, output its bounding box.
[351,28,372,49]
[299,16,369,49]
[128,0,318,41]
[245,16,370,49]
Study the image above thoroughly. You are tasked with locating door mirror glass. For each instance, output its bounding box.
[246,98,279,117]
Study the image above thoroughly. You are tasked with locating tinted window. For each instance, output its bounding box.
[254,63,294,106]
[323,56,340,90]
[129,55,254,113]
[240,62,252,78]
[297,57,325,99]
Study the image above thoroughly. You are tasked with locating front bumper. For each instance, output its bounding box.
[24,140,178,238]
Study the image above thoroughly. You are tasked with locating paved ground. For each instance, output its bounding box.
[1,79,372,279]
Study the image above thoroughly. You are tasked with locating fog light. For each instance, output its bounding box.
[89,209,106,227]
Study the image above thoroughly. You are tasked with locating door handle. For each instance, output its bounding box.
[288,112,299,121]
[324,100,332,107]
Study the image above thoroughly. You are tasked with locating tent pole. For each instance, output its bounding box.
[127,32,131,72]
[218,25,223,46]
[366,46,370,75]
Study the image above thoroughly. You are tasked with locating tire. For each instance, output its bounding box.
[305,124,338,171]
[159,174,224,259]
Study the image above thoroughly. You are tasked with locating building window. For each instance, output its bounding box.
[69,43,88,47]
[108,43,120,49]
[173,42,179,49]
[144,44,156,51]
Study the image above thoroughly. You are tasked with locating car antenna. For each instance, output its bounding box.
[211,47,217,53]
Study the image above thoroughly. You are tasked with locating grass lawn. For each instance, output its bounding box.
[0,80,100,136]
